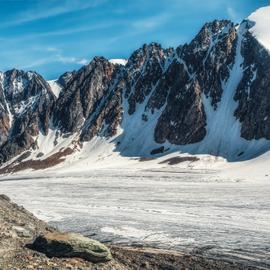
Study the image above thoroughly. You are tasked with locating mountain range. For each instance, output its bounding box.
[1,6,270,173]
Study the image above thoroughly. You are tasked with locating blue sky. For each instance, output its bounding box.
[0,0,269,79]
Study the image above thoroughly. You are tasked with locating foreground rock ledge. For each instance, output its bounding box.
[32,232,112,263]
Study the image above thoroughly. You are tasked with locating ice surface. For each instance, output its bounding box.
[1,160,270,268]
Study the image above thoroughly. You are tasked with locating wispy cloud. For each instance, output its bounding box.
[0,20,123,44]
[102,13,171,47]
[22,49,88,69]
[32,22,117,38]
[22,58,53,69]
[77,59,89,65]
[132,13,170,30]
[46,47,59,52]
[227,6,242,22]
[0,0,107,28]
[55,54,88,65]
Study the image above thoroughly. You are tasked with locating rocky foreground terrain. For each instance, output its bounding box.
[0,194,262,270]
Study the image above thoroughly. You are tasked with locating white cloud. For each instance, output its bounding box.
[56,54,88,65]
[77,59,88,65]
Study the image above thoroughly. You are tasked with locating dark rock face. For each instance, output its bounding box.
[124,43,173,115]
[80,76,123,141]
[154,78,206,145]
[1,17,270,167]
[188,20,237,107]
[0,70,55,164]
[0,77,10,146]
[178,20,237,108]
[53,57,117,134]
[148,21,236,145]
[234,29,270,140]
[56,71,76,89]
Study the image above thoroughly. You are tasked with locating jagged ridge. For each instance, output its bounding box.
[1,7,270,170]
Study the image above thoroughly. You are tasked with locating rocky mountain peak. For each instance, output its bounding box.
[56,71,76,89]
[126,42,168,70]
[187,20,234,54]
[0,69,55,164]
[124,42,173,115]
[1,8,270,171]
[52,55,118,134]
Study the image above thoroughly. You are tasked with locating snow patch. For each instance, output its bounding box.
[35,129,78,159]
[248,6,270,52]
[109,59,128,66]
[47,80,62,98]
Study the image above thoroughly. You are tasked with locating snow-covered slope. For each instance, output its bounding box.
[248,6,270,52]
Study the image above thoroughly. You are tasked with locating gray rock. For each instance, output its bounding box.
[32,232,112,263]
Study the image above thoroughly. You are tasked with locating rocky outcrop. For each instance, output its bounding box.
[32,232,112,263]
[53,57,118,134]
[154,78,206,145]
[181,20,237,107]
[234,26,270,140]
[56,70,76,89]
[124,43,173,115]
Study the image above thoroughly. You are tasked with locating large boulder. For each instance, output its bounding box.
[32,232,112,263]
